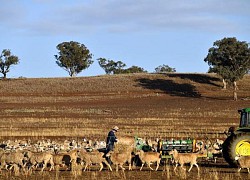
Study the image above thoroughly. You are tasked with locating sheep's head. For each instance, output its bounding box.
[169,149,177,155]
[135,150,143,155]
[235,154,241,160]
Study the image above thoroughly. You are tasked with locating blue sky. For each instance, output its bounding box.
[0,0,249,78]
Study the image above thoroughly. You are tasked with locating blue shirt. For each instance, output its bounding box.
[106,130,117,146]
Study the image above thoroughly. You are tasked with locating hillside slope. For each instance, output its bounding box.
[0,73,249,140]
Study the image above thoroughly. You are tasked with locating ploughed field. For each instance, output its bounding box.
[0,73,250,179]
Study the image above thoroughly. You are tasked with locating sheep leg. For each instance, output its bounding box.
[128,163,132,170]
[180,164,186,171]
[49,163,54,171]
[1,162,8,171]
[22,162,27,170]
[28,165,34,172]
[41,159,49,172]
[9,164,14,171]
[155,161,159,171]
[108,164,112,171]
[49,159,54,171]
[5,164,9,171]
[194,163,199,171]
[41,161,48,172]
[214,157,217,163]
[99,163,103,171]
[247,168,250,174]
[128,157,132,170]
[119,164,125,171]
[148,163,154,171]
[174,164,178,171]
[103,160,112,171]
[40,165,45,172]
[35,163,40,169]
[140,162,145,171]
[238,168,241,172]
[188,164,194,172]
[83,163,89,171]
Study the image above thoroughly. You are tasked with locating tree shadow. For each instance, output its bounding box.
[136,78,201,98]
[167,73,222,87]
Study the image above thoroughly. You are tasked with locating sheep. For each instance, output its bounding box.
[117,137,135,147]
[214,139,224,149]
[52,153,69,170]
[26,151,54,172]
[151,138,159,152]
[5,140,20,150]
[169,149,199,172]
[199,138,222,163]
[144,138,159,152]
[78,149,112,171]
[136,150,161,171]
[66,149,79,164]
[195,140,204,152]
[54,149,79,170]
[235,155,250,173]
[94,140,106,149]
[0,151,26,172]
[205,147,222,163]
[106,149,133,171]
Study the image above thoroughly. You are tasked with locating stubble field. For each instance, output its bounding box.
[0,73,250,179]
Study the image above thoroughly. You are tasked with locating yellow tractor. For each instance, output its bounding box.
[222,108,250,166]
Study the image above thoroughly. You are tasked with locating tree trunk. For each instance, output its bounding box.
[3,72,7,79]
[69,70,76,77]
[233,82,238,101]
[233,81,239,90]
[222,79,227,89]
[233,91,238,101]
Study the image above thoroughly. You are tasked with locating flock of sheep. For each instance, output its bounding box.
[0,136,249,176]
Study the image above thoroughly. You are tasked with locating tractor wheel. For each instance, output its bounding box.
[222,133,250,167]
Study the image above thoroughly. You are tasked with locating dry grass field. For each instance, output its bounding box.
[0,73,250,179]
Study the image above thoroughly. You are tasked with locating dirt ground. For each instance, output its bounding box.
[0,73,250,179]
[0,161,249,180]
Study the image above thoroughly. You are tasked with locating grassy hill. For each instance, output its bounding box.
[0,73,249,140]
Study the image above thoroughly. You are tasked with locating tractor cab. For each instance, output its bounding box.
[238,108,250,128]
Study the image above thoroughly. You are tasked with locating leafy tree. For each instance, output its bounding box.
[0,49,19,79]
[122,66,147,74]
[155,64,176,73]
[97,58,126,74]
[204,37,250,100]
[98,58,147,74]
[205,37,250,88]
[55,41,93,77]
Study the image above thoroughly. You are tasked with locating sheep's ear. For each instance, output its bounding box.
[236,152,240,157]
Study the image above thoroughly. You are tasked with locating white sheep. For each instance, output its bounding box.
[106,149,133,171]
[169,149,199,173]
[27,151,54,172]
[235,155,250,173]
[78,149,112,171]
[0,151,26,171]
[136,150,161,171]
